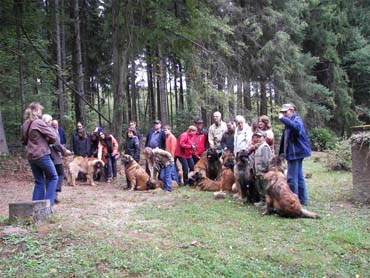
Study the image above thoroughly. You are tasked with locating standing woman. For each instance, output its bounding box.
[174,126,197,187]
[43,114,72,203]
[20,102,58,207]
[258,115,275,153]
[98,130,119,183]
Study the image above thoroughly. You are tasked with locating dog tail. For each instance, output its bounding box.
[300,208,320,219]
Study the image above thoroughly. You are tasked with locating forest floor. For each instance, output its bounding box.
[0,153,369,277]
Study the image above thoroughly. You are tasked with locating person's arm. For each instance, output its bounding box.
[279,116,303,133]
[34,120,57,144]
[208,127,215,149]
[145,130,151,147]
[97,142,103,160]
[134,137,140,162]
[178,133,193,149]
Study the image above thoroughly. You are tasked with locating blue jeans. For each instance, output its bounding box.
[29,155,58,206]
[287,159,308,205]
[171,165,179,184]
[178,157,194,186]
[159,166,172,192]
[104,155,117,181]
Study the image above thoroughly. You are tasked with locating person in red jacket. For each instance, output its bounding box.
[174,126,197,186]
[193,118,209,164]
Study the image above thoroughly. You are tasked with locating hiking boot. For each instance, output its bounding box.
[54,193,61,204]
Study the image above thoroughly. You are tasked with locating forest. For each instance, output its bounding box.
[1,0,370,146]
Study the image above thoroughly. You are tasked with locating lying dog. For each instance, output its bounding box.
[190,171,221,191]
[263,156,320,219]
[122,154,157,191]
[66,156,104,187]
[234,150,259,203]
[220,150,235,193]
[206,148,222,180]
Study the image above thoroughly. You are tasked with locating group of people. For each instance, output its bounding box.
[21,101,312,210]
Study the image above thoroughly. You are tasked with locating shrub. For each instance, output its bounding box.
[326,139,352,171]
[309,128,339,151]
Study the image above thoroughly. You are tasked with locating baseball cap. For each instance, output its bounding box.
[94,127,103,133]
[280,103,295,112]
[254,130,266,137]
[153,120,161,124]
[194,118,203,123]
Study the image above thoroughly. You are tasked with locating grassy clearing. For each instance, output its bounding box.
[0,154,369,277]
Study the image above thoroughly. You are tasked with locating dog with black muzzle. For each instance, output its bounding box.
[122,154,157,191]
[206,148,222,180]
[263,155,320,219]
[65,156,105,187]
[189,171,221,191]
[234,149,260,203]
[220,149,236,193]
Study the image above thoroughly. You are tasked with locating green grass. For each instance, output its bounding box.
[0,155,369,277]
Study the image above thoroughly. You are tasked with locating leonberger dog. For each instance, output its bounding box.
[193,152,207,176]
[220,149,236,193]
[189,171,221,191]
[122,154,157,191]
[206,148,222,180]
[65,156,104,187]
[263,156,320,219]
[234,149,260,203]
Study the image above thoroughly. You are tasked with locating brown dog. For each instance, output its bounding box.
[190,172,221,191]
[193,152,207,175]
[206,148,222,180]
[263,156,320,219]
[234,150,259,203]
[122,154,157,191]
[220,150,235,193]
[66,156,104,187]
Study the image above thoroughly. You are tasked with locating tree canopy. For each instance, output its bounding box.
[1,0,370,144]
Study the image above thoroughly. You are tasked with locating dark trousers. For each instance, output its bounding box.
[178,157,195,186]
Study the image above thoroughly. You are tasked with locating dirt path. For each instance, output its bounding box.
[0,157,171,235]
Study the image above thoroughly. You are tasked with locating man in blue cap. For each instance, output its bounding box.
[279,103,311,205]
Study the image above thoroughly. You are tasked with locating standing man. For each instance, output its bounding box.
[208,111,227,149]
[145,120,166,150]
[52,119,66,145]
[193,118,209,163]
[221,120,235,153]
[70,122,91,157]
[279,103,311,205]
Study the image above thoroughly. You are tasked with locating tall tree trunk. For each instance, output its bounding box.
[237,78,243,115]
[71,0,86,124]
[55,0,66,120]
[131,61,138,121]
[260,80,267,116]
[178,61,184,110]
[14,0,25,111]
[60,0,67,116]
[243,81,252,112]
[147,53,155,121]
[112,0,129,144]
[158,46,168,124]
[173,61,178,111]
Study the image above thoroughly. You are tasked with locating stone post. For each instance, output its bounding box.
[9,200,53,223]
[351,125,370,204]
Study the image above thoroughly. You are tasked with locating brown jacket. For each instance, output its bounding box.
[21,118,57,160]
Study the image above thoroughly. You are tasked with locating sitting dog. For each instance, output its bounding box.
[190,171,221,191]
[122,154,157,191]
[263,156,320,219]
[193,152,207,175]
[206,148,222,180]
[66,156,104,187]
[234,150,260,203]
[220,150,235,193]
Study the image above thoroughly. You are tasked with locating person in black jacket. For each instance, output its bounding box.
[70,122,91,157]
[125,128,140,162]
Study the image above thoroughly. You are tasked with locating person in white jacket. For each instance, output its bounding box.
[233,115,253,156]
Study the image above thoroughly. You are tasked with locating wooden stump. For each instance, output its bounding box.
[9,200,53,223]
[351,125,370,204]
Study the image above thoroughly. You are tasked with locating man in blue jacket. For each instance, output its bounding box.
[279,103,311,205]
[145,120,166,150]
